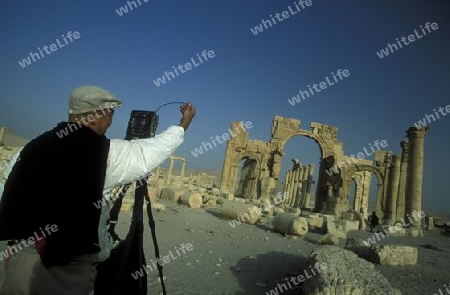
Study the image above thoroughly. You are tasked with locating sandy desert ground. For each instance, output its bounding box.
[0,198,449,295]
[112,199,450,295]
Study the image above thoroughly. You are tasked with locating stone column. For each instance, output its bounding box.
[219,140,234,192]
[180,161,186,179]
[386,155,401,224]
[314,158,330,213]
[405,127,428,228]
[283,170,291,204]
[362,171,371,213]
[166,157,174,185]
[304,164,315,208]
[376,184,384,218]
[285,170,294,204]
[299,165,309,207]
[396,139,409,221]
[289,168,298,206]
[353,176,361,211]
[294,166,304,207]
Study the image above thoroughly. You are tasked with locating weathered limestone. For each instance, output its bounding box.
[386,154,401,224]
[151,202,166,211]
[318,233,339,245]
[179,192,202,209]
[340,220,360,231]
[220,200,261,225]
[396,139,409,222]
[306,214,325,231]
[344,238,373,261]
[324,216,346,238]
[282,160,315,209]
[303,164,315,208]
[219,117,341,213]
[272,213,308,237]
[272,207,285,216]
[147,187,160,201]
[370,245,418,265]
[425,216,436,229]
[210,187,220,196]
[405,127,428,228]
[382,225,407,237]
[302,246,401,295]
[160,188,185,203]
[166,155,187,186]
[218,116,428,225]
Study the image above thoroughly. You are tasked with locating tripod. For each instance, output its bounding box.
[106,177,167,295]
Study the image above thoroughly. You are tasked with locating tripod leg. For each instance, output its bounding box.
[108,184,130,242]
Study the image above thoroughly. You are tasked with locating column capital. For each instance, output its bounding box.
[400,138,409,152]
[406,126,429,139]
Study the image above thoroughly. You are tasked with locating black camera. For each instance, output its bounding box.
[125,110,159,140]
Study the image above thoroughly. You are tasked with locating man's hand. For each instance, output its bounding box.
[179,102,196,131]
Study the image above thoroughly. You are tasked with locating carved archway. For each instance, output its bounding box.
[344,165,386,219]
[231,153,261,198]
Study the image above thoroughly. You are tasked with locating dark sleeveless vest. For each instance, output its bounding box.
[0,122,110,263]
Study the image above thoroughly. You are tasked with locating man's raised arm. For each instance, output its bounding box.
[103,103,195,190]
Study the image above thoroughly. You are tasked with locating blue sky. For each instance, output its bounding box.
[0,0,449,213]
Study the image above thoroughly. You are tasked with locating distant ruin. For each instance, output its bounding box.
[219,116,428,226]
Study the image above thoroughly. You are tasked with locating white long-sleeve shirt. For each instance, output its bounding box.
[0,125,185,261]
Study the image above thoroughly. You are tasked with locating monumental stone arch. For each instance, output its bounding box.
[220,117,428,226]
[221,116,348,213]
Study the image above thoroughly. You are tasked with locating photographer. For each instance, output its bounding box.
[0,85,195,295]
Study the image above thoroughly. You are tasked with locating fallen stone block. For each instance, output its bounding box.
[272,213,308,237]
[345,238,374,261]
[341,211,356,221]
[204,197,218,207]
[370,245,418,265]
[354,212,366,230]
[260,202,274,216]
[202,194,216,203]
[160,188,185,203]
[171,180,184,189]
[179,192,203,209]
[147,187,160,201]
[406,227,422,237]
[233,197,246,203]
[318,233,339,246]
[344,220,360,232]
[285,207,301,215]
[220,200,261,225]
[151,202,166,211]
[218,192,234,201]
[325,217,346,239]
[257,217,273,225]
[216,197,227,205]
[272,207,285,216]
[380,225,407,237]
[302,246,401,295]
[307,214,325,231]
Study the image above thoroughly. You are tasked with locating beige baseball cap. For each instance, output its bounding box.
[68,85,122,115]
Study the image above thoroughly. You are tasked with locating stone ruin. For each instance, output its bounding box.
[281,159,315,209]
[0,123,435,294]
[219,116,429,228]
